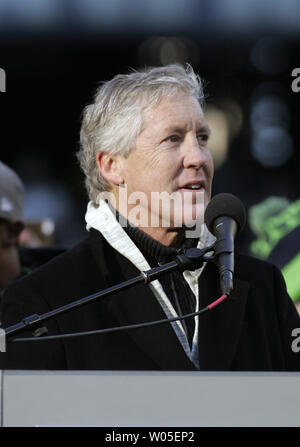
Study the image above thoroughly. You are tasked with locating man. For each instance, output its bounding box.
[0,65,300,371]
[0,161,25,297]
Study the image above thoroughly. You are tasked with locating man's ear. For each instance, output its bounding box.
[97,152,124,186]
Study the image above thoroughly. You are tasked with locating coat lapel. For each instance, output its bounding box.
[198,261,250,370]
[89,230,196,370]
[109,259,197,370]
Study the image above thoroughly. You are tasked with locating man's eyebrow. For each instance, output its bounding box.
[197,124,211,135]
[162,123,211,134]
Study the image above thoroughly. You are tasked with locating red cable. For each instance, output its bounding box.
[207,293,228,310]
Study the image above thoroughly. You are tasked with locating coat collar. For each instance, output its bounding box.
[88,229,195,370]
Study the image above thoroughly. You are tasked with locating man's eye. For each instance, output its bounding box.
[167,135,180,143]
[197,134,209,143]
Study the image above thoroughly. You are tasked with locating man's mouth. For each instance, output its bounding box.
[177,181,205,192]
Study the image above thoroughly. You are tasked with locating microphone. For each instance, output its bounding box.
[204,193,246,295]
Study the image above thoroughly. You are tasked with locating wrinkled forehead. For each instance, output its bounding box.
[140,92,207,135]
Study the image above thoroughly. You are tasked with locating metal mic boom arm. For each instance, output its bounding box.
[3,244,216,339]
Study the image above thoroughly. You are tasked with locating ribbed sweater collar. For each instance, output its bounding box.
[115,209,198,265]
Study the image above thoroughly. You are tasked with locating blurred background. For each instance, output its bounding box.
[0,0,300,301]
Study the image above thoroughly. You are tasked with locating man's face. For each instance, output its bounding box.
[119,92,214,236]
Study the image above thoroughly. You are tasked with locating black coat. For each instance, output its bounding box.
[1,229,300,371]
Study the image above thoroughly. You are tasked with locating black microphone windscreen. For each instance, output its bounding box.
[204,193,246,235]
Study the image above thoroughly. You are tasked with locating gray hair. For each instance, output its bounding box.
[77,64,205,205]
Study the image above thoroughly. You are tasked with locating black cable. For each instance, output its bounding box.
[9,307,210,343]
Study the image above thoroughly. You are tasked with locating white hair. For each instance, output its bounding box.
[77,64,205,205]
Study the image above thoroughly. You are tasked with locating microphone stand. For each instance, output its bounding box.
[4,245,216,339]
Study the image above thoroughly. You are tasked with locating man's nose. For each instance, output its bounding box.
[182,135,207,170]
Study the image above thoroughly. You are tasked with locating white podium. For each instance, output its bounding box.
[1,370,300,427]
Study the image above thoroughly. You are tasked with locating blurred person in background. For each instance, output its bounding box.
[249,197,300,315]
[0,161,25,297]
[0,161,65,301]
